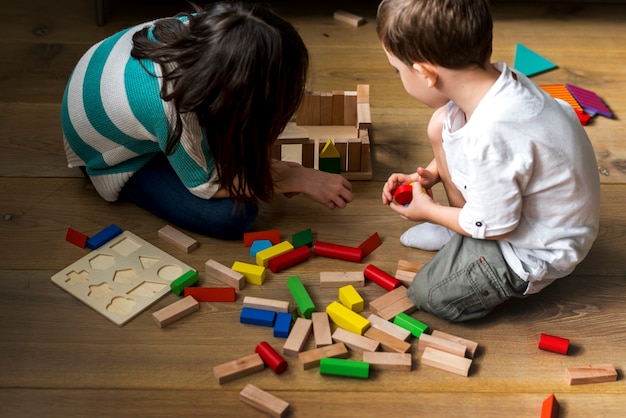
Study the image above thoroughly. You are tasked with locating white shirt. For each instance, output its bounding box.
[443,62,600,294]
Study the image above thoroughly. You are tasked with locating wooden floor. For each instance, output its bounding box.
[1,1,625,416]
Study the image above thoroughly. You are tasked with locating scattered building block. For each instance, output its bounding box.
[183,287,236,302]
[256,241,294,267]
[338,285,364,312]
[421,347,472,377]
[333,10,365,27]
[541,394,559,418]
[274,312,293,338]
[364,327,411,353]
[565,364,617,385]
[358,232,382,258]
[367,314,412,342]
[364,264,401,291]
[205,259,245,290]
[566,83,613,118]
[152,295,199,328]
[268,245,312,273]
[311,312,333,347]
[539,333,570,355]
[231,261,266,285]
[363,351,412,372]
[157,224,198,253]
[326,301,370,335]
[417,333,466,357]
[65,227,88,248]
[320,271,365,288]
[395,260,424,287]
[244,230,280,247]
[369,286,416,320]
[256,341,288,374]
[213,353,265,384]
[393,312,428,338]
[299,342,349,370]
[240,384,290,418]
[292,228,313,248]
[243,296,290,313]
[331,327,379,353]
[240,307,276,327]
[314,241,363,263]
[431,330,479,359]
[319,140,341,174]
[169,270,199,296]
[86,224,122,250]
[286,276,317,318]
[320,357,369,379]
[514,43,557,77]
[283,317,313,356]
[250,239,273,257]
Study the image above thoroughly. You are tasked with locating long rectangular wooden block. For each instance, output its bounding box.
[431,330,479,359]
[243,296,289,313]
[256,240,294,267]
[363,352,412,371]
[240,307,276,327]
[287,276,316,318]
[157,224,198,253]
[283,317,313,356]
[331,327,379,353]
[367,314,412,341]
[565,364,617,385]
[243,230,281,247]
[232,261,266,285]
[312,312,333,347]
[213,353,265,384]
[369,286,416,320]
[240,384,290,418]
[417,333,467,358]
[320,272,364,288]
[338,284,364,312]
[421,347,472,377]
[183,287,236,302]
[152,295,199,328]
[364,327,411,353]
[320,357,369,379]
[205,259,245,290]
[298,342,349,370]
[326,301,370,335]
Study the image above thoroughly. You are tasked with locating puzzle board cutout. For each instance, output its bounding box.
[52,231,195,326]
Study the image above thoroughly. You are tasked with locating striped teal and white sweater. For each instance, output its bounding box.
[61,20,218,202]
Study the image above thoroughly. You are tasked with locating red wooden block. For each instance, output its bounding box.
[65,227,88,248]
[575,109,591,126]
[314,241,363,263]
[268,245,311,273]
[364,264,401,291]
[183,287,236,302]
[358,232,382,258]
[394,184,413,205]
[541,394,559,418]
[244,230,281,247]
[256,341,288,374]
[539,333,569,355]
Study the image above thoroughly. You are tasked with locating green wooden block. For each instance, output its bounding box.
[286,276,317,319]
[320,357,369,379]
[170,270,199,296]
[292,228,313,248]
[393,312,428,338]
[319,157,341,174]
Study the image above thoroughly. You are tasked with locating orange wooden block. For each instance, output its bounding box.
[541,394,559,418]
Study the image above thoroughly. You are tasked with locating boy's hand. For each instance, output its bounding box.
[382,172,420,204]
[388,181,434,221]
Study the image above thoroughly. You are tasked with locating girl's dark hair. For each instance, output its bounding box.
[131,2,309,203]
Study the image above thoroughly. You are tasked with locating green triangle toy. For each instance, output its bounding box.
[513,43,557,77]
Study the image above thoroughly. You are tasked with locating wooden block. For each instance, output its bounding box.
[338,285,364,312]
[320,357,369,379]
[320,272,364,288]
[213,353,265,384]
[369,286,416,320]
[268,246,311,273]
[170,270,199,296]
[346,138,362,172]
[283,317,313,356]
[334,138,348,171]
[431,330,479,359]
[343,91,357,126]
[363,352,412,371]
[331,91,344,125]
[292,228,313,248]
[296,92,310,125]
[417,333,467,358]
[240,384,290,418]
[395,269,417,287]
[364,327,411,353]
[231,261,266,285]
[397,259,425,273]
[255,241,294,267]
[299,342,349,370]
[326,301,370,335]
[274,312,293,338]
[183,287,236,302]
[240,307,276,327]
[312,312,333,347]
[541,394,559,418]
[243,230,280,247]
[360,134,370,173]
[152,295,199,328]
[286,276,317,319]
[358,232,382,258]
[250,240,273,257]
[280,143,303,165]
[334,10,365,27]
[331,327,379,353]
[205,259,245,290]
[356,84,370,103]
[308,91,321,125]
[157,224,198,253]
[320,92,333,125]
[421,347,472,377]
[565,364,617,385]
[65,227,88,248]
[302,141,315,168]
[393,312,428,338]
[357,102,372,129]
[243,296,289,313]
[86,224,122,250]
[367,314,412,341]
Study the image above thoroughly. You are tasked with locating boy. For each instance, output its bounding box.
[377,0,600,321]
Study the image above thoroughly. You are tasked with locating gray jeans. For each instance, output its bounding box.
[406,234,528,322]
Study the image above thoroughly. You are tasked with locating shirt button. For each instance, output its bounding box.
[476,221,483,227]
[481,290,489,296]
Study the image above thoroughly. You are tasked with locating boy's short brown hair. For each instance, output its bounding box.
[377,0,493,69]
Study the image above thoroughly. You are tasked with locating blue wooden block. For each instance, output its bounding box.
[273,312,293,338]
[86,224,123,250]
[240,307,276,327]
[250,240,273,257]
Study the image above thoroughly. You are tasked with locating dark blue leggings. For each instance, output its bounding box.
[119,154,258,239]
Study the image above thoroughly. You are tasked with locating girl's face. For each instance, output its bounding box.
[383,48,448,109]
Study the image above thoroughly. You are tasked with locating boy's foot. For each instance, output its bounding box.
[400,223,455,251]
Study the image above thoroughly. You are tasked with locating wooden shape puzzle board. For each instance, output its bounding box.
[52,231,195,326]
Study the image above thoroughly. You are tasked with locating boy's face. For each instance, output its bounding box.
[384,48,448,109]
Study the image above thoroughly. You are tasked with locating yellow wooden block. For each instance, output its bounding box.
[326,301,370,335]
[255,241,294,267]
[338,285,364,312]
[232,261,266,285]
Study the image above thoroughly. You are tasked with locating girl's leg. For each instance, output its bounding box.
[119,154,258,239]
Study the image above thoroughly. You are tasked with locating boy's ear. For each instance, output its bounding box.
[412,63,438,88]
